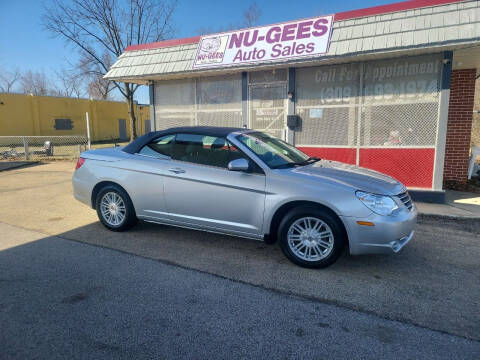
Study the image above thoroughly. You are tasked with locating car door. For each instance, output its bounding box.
[126,134,175,220]
[162,133,266,237]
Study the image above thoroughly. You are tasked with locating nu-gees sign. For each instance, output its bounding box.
[193,16,334,69]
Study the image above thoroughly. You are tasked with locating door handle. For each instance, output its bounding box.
[168,168,185,174]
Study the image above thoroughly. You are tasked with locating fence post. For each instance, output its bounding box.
[86,112,91,150]
[23,137,30,160]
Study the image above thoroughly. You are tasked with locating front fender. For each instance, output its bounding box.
[262,176,372,235]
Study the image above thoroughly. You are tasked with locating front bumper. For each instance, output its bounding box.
[340,206,417,255]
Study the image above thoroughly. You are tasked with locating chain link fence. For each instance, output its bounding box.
[0,136,88,161]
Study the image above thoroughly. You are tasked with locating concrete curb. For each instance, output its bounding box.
[0,161,39,172]
[417,213,480,221]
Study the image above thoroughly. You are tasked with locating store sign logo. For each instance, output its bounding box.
[193,15,333,69]
[195,36,229,65]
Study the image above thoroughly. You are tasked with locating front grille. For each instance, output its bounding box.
[397,192,413,211]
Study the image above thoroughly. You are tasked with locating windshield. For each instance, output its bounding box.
[236,132,314,169]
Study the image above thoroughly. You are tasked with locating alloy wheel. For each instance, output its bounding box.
[100,192,126,227]
[287,217,334,261]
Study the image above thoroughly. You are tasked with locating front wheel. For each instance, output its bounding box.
[96,185,138,231]
[278,207,346,268]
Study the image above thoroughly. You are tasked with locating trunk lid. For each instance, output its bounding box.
[80,147,125,162]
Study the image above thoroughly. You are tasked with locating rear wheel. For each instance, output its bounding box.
[278,207,346,268]
[96,185,137,231]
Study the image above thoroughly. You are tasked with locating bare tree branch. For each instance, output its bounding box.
[0,68,21,93]
[42,0,177,140]
[20,70,52,96]
[242,1,261,28]
[53,68,86,98]
[196,1,262,35]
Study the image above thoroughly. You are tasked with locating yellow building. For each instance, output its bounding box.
[0,93,150,141]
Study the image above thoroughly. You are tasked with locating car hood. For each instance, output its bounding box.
[288,160,405,196]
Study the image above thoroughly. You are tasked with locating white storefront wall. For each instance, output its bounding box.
[153,52,447,189]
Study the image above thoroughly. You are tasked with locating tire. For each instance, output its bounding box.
[95,184,138,231]
[278,206,346,268]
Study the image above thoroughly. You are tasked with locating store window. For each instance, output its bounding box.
[296,63,359,146]
[196,75,242,127]
[154,74,242,130]
[361,55,441,147]
[294,53,442,148]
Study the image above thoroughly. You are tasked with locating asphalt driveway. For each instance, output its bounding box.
[0,162,479,356]
[1,222,479,360]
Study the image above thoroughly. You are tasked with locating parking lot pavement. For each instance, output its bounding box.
[1,222,479,360]
[0,162,479,343]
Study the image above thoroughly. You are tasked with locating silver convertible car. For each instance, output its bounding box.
[73,126,416,268]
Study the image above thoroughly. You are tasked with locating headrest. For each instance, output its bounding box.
[211,138,226,150]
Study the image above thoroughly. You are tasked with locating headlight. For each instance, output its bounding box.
[355,191,398,216]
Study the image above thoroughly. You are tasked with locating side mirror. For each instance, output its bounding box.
[228,158,250,172]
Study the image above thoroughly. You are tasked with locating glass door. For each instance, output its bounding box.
[248,70,287,140]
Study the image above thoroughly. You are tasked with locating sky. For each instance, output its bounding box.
[0,0,394,104]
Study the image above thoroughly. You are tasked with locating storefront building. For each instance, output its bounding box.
[105,0,480,197]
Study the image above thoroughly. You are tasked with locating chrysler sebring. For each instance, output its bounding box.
[73,126,416,268]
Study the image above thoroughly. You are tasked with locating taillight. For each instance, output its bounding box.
[75,157,86,170]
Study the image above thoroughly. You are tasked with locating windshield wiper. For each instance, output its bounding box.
[271,157,321,169]
[271,157,322,169]
[298,157,321,166]
[271,162,298,169]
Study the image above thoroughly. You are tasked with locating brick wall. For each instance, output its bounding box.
[443,69,476,185]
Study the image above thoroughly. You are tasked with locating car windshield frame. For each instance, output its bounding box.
[235,131,316,169]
